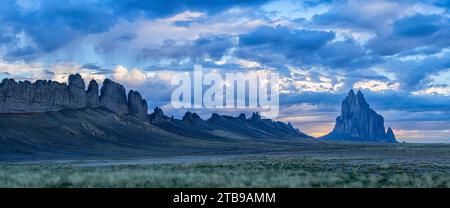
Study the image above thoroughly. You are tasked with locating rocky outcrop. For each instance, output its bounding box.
[182,111,203,125]
[321,90,396,143]
[250,112,261,121]
[386,127,396,142]
[238,113,246,121]
[149,107,168,124]
[86,80,99,108]
[0,73,312,139]
[0,75,85,112]
[0,74,150,121]
[247,112,309,137]
[68,74,87,108]
[127,90,148,120]
[99,79,128,114]
[205,112,311,139]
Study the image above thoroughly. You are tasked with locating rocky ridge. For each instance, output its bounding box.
[0,74,147,119]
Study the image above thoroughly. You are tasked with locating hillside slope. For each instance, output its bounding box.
[0,108,312,161]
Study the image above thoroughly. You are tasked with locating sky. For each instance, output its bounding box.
[1,0,450,143]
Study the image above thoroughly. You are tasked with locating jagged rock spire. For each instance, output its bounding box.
[182,111,203,125]
[149,107,167,124]
[322,90,396,143]
[68,74,87,108]
[86,80,99,107]
[386,127,396,142]
[128,90,148,120]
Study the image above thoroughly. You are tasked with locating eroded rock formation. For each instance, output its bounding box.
[0,77,84,112]
[99,78,128,114]
[86,80,100,108]
[321,90,396,143]
[149,107,168,124]
[0,74,150,121]
[128,90,148,120]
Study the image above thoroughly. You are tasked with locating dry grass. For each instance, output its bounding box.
[1,156,449,188]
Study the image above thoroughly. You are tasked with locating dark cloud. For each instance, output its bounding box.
[0,0,272,61]
[239,26,334,51]
[0,0,117,60]
[384,52,450,90]
[367,13,450,56]
[114,33,137,42]
[235,26,382,70]
[3,46,37,61]
[80,63,102,70]
[396,46,442,57]
[235,26,335,70]
[173,20,196,27]
[79,63,110,72]
[435,0,450,9]
[44,70,55,76]
[310,0,398,33]
[393,14,441,37]
[0,35,13,44]
[139,34,235,63]
[302,0,345,8]
[113,0,273,18]
[315,39,381,69]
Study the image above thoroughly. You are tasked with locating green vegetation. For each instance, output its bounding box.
[1,156,450,188]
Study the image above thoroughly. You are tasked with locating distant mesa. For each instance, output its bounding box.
[321,90,397,143]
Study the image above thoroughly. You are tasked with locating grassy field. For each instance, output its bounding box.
[1,156,450,188]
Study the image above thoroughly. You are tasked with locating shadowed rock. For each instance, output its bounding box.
[182,111,203,125]
[386,127,396,142]
[238,113,246,121]
[0,74,147,119]
[321,90,397,143]
[86,80,99,108]
[206,112,311,139]
[0,74,89,112]
[0,73,311,145]
[99,79,128,114]
[68,74,86,108]
[128,90,148,120]
[149,107,168,124]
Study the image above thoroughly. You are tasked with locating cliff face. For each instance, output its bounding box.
[0,74,149,121]
[86,80,100,108]
[127,90,148,120]
[99,78,129,114]
[0,76,86,113]
[321,90,397,143]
